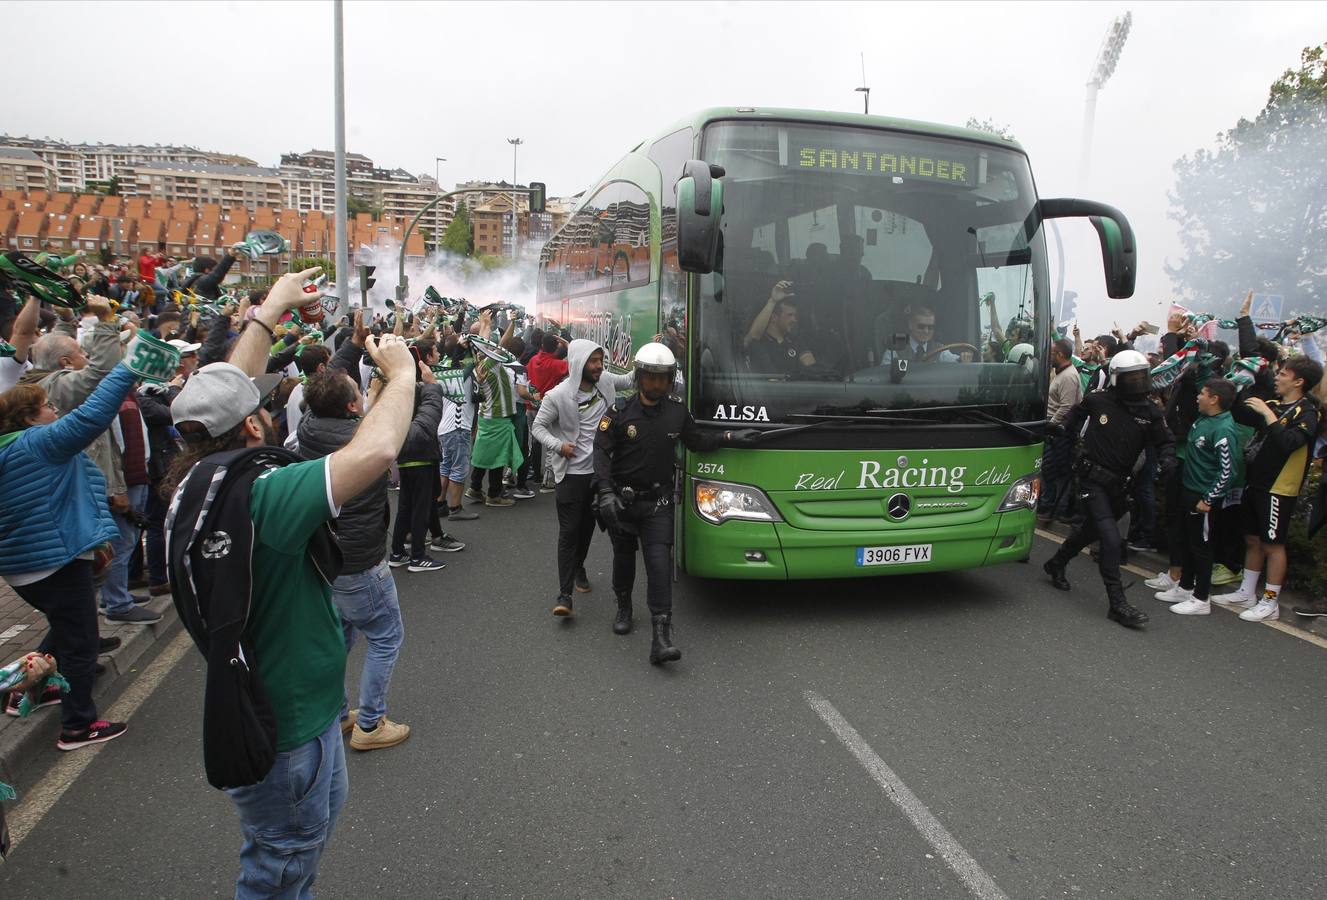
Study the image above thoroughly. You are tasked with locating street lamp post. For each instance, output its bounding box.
[507,137,522,260]
[1080,11,1132,184]
[333,0,349,307]
[855,51,870,114]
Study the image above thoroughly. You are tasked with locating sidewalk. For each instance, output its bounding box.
[0,582,180,789]
[1038,520,1327,640]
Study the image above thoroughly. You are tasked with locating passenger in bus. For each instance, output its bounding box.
[743,281,818,375]
[879,305,960,364]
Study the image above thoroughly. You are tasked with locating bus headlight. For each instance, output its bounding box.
[996,474,1041,512]
[694,479,783,525]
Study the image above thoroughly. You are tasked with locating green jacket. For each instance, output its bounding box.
[1182,411,1239,503]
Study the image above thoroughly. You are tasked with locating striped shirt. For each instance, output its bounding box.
[478,361,518,419]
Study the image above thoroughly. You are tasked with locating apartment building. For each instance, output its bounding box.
[128,161,285,208]
[0,136,256,193]
[0,147,59,192]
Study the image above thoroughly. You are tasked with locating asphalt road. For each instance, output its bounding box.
[3,492,1327,899]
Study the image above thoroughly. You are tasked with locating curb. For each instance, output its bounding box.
[0,597,181,790]
[1039,520,1327,640]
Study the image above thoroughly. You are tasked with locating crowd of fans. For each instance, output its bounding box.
[0,243,582,868]
[1039,293,1327,620]
[1,238,1324,881]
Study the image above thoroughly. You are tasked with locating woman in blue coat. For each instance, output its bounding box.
[0,361,137,751]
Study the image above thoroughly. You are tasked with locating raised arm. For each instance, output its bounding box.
[326,335,417,508]
[228,267,321,377]
[744,281,791,347]
[8,297,39,363]
[30,364,138,462]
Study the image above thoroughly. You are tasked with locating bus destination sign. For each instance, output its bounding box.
[792,140,977,187]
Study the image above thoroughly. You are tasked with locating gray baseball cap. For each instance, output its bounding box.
[171,362,284,438]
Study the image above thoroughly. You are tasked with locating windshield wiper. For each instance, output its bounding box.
[939,405,1046,439]
[738,415,915,442]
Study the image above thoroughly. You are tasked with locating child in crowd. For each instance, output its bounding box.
[1157,379,1241,615]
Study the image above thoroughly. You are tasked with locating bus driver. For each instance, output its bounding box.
[879,305,960,365]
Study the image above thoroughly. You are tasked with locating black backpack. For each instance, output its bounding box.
[166,446,341,790]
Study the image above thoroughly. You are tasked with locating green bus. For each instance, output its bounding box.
[537,107,1135,580]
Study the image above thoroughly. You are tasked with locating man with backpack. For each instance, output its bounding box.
[165,268,419,899]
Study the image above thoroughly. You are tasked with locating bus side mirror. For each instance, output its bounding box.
[676,160,725,274]
[1035,198,1137,299]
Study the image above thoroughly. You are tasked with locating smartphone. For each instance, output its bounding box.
[1140,321,1160,335]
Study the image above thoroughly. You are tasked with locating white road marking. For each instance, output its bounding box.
[805,691,1009,900]
[1034,528,1327,649]
[6,630,193,852]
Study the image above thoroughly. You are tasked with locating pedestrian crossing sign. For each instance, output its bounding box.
[1250,293,1283,323]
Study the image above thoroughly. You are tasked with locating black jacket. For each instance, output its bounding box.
[1064,388,1176,478]
[397,383,444,463]
[298,413,389,574]
[594,393,723,493]
[137,382,182,482]
[185,253,237,302]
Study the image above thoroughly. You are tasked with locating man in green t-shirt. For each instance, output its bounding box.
[169,268,421,900]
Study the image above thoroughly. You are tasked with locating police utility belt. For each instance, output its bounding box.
[1074,458,1130,491]
[618,484,671,507]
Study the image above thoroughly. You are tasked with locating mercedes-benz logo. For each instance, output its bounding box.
[886,493,911,520]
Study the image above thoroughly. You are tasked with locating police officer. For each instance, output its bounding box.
[1043,349,1176,628]
[594,343,757,664]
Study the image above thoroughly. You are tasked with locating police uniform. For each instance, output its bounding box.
[1045,387,1175,626]
[595,392,723,610]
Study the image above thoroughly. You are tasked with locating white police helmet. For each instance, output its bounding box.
[1108,348,1151,395]
[633,342,677,376]
[1007,342,1035,370]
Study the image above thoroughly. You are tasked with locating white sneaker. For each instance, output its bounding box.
[1212,589,1257,610]
[1145,571,1177,591]
[1239,597,1280,622]
[1155,585,1193,604]
[1171,598,1211,616]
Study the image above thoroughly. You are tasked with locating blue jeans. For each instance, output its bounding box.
[101,483,148,614]
[331,561,403,730]
[227,717,348,900]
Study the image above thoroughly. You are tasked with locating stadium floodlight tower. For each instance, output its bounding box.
[1080,11,1132,183]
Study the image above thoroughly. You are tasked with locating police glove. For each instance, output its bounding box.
[597,490,625,533]
[723,428,764,447]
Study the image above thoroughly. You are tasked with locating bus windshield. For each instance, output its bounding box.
[692,120,1051,425]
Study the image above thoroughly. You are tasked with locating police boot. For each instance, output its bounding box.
[1043,556,1071,591]
[613,593,633,635]
[1107,591,1149,629]
[649,613,682,665]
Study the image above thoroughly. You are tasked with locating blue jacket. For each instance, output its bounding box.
[0,364,134,575]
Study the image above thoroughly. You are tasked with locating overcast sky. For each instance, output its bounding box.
[7,0,1323,331]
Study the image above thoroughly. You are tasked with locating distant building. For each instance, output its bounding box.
[0,147,58,192]
[0,136,256,193]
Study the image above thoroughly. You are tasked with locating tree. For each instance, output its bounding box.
[440,201,473,256]
[1167,44,1326,318]
[964,117,1015,141]
[291,256,335,283]
[345,194,381,218]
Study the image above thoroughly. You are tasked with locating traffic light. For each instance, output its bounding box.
[528,182,547,214]
[357,264,375,307]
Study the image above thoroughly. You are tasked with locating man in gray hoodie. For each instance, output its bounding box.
[532,338,634,615]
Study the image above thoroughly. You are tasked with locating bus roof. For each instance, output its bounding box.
[641,107,1026,155]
